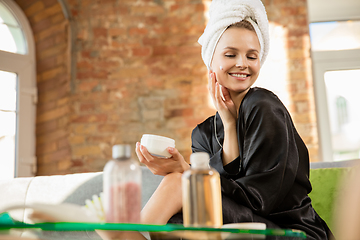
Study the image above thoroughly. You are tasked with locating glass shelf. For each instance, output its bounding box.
[0,212,306,239]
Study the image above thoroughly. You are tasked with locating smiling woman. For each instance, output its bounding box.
[133,0,333,239]
[210,24,261,109]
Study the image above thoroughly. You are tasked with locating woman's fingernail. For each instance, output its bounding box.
[220,66,223,70]
[168,147,174,152]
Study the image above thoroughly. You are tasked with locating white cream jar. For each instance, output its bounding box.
[140,134,175,158]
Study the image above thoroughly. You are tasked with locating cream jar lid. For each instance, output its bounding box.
[140,134,175,158]
[141,134,175,143]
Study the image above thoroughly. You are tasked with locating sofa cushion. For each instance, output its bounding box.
[309,167,351,230]
[59,167,164,208]
[25,172,102,205]
[0,177,34,222]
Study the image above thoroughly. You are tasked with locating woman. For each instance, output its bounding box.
[136,0,333,239]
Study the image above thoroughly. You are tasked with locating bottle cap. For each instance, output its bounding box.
[112,144,131,159]
[190,152,210,169]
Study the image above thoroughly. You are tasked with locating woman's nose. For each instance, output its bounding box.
[235,56,247,69]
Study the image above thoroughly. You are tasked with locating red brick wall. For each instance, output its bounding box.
[67,0,213,173]
[14,0,319,175]
[15,0,72,175]
[265,0,319,162]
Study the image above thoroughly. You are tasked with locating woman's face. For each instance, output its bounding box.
[210,27,261,95]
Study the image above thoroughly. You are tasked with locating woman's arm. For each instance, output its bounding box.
[222,120,239,166]
[191,118,241,178]
[208,72,239,166]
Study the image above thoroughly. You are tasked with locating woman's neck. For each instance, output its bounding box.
[229,88,251,116]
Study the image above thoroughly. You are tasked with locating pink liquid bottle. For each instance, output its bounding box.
[103,144,142,223]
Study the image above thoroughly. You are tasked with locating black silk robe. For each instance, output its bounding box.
[191,87,332,240]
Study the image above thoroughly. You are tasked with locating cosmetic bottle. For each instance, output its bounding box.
[103,144,141,223]
[182,152,223,227]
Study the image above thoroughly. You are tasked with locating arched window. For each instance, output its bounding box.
[0,0,36,179]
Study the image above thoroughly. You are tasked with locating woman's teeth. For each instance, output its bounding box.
[230,73,247,78]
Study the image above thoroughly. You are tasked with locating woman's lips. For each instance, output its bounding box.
[229,73,249,79]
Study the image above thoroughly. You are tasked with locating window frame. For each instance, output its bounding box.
[311,49,360,162]
[308,0,360,162]
[0,0,36,177]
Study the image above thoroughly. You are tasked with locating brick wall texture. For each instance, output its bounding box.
[14,0,319,175]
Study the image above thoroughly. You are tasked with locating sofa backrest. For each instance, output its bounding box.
[62,166,163,208]
[0,166,163,223]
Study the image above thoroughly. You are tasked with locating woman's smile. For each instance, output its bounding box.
[228,72,250,79]
[210,27,261,97]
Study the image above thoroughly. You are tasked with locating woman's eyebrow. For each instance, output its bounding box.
[223,47,259,53]
[223,46,238,51]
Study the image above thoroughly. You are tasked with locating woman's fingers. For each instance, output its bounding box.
[167,147,189,172]
[207,71,230,107]
[136,142,172,175]
[209,72,226,109]
[136,142,156,168]
[213,81,238,124]
[136,142,189,175]
[167,147,179,159]
[221,84,231,101]
[135,142,147,164]
[215,82,225,108]
[139,144,155,162]
[208,71,221,107]
[221,86,238,118]
[208,72,215,99]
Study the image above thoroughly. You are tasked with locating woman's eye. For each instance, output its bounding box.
[225,54,236,58]
[247,56,257,60]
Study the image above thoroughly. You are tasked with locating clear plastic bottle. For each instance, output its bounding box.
[103,144,142,223]
[182,152,223,228]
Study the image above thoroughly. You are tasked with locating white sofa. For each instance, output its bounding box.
[0,167,163,239]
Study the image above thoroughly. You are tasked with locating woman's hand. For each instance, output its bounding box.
[135,142,190,176]
[208,71,240,165]
[208,71,237,126]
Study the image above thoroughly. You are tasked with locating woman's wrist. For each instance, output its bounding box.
[222,121,239,166]
[223,120,237,132]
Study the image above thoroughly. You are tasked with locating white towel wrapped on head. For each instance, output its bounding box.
[198,0,270,69]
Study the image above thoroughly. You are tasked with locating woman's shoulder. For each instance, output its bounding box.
[193,114,215,134]
[191,114,217,150]
[243,87,285,110]
[246,87,281,102]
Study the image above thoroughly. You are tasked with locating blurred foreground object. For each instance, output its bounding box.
[333,164,360,240]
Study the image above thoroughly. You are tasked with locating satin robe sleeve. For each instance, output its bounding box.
[191,89,300,217]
